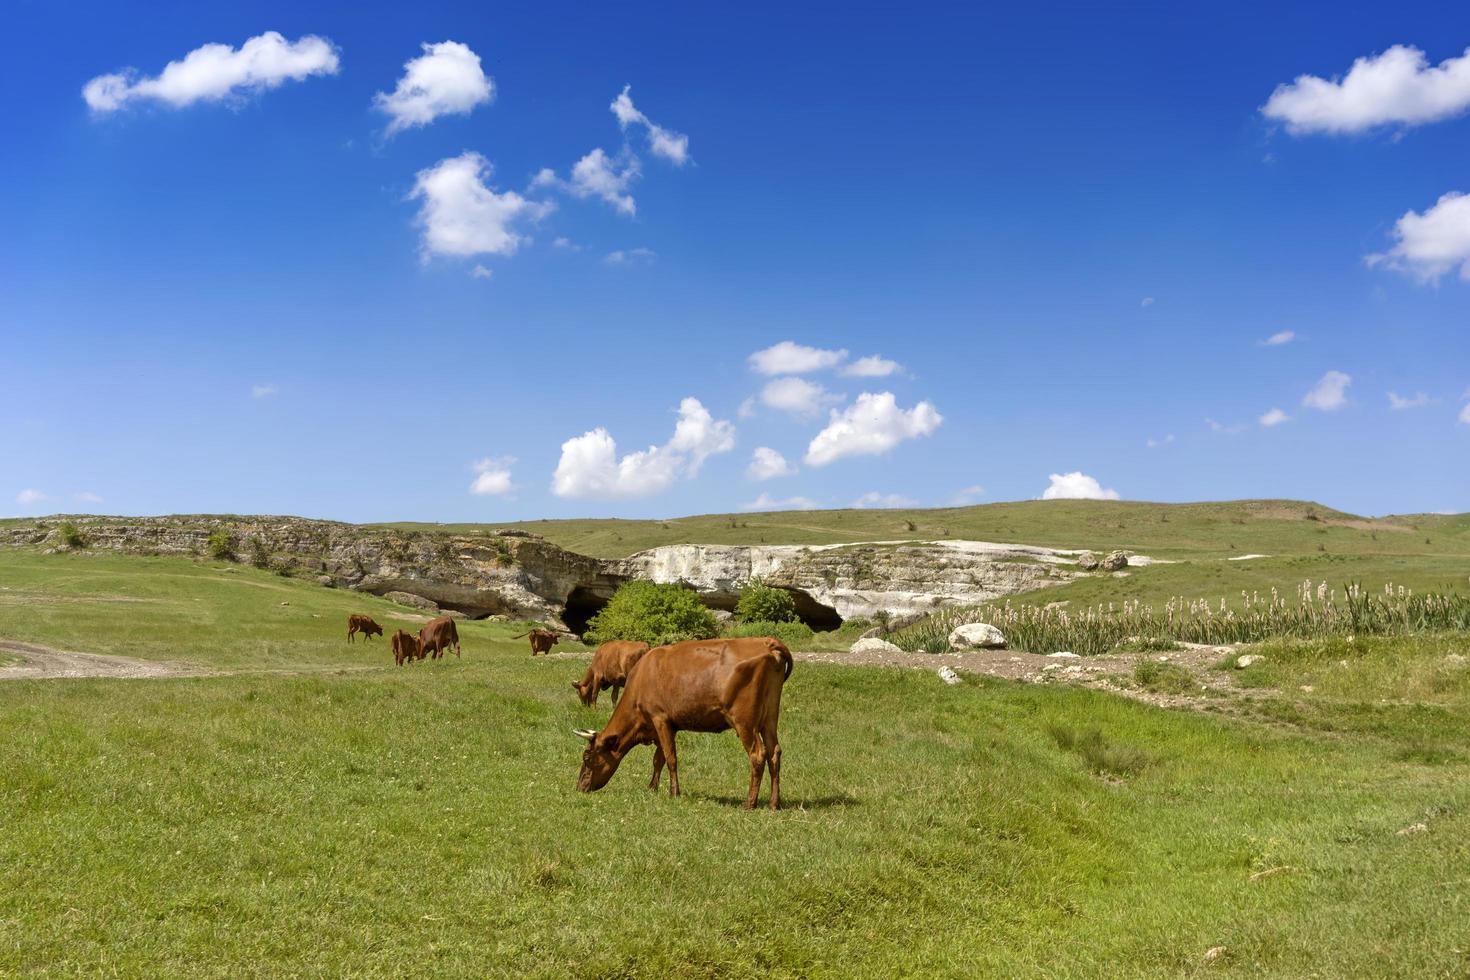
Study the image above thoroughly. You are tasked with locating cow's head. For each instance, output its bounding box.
[574,728,625,792]
[367,622,384,637]
[571,679,596,707]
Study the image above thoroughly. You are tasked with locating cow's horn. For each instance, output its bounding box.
[572,728,598,741]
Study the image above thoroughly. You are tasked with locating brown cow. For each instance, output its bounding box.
[347,614,383,643]
[418,615,461,660]
[516,628,560,657]
[391,629,422,666]
[574,637,792,810]
[572,640,650,707]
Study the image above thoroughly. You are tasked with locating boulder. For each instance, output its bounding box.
[948,622,1006,650]
[850,637,904,656]
[1235,654,1263,669]
[711,609,735,626]
[383,590,439,612]
[1075,551,1100,571]
[1100,550,1129,572]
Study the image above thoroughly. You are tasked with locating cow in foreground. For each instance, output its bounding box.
[572,640,650,707]
[419,615,461,659]
[391,629,423,666]
[347,614,383,643]
[574,637,792,810]
[516,628,560,657]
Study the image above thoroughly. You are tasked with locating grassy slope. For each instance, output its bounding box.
[1,550,1469,975]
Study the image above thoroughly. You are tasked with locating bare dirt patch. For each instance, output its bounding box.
[0,640,211,681]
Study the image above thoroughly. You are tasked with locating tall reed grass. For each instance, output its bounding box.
[890,581,1470,656]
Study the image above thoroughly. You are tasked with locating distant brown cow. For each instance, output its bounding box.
[418,615,461,660]
[574,637,792,810]
[520,628,560,657]
[572,640,650,707]
[391,629,422,666]
[347,614,383,643]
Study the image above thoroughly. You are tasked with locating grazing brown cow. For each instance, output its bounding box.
[522,628,560,657]
[391,629,422,666]
[418,615,461,660]
[572,640,650,707]
[574,637,792,810]
[347,614,383,643]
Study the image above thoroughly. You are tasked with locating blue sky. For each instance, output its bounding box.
[3,1,1468,522]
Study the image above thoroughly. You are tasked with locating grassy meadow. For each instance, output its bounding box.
[2,500,1470,976]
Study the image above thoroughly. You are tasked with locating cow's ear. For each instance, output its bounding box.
[602,734,619,752]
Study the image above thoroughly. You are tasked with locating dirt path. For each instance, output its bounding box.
[0,640,211,681]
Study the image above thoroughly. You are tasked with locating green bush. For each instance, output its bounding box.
[249,536,271,569]
[56,521,86,549]
[735,580,799,624]
[206,527,235,561]
[584,581,718,646]
[722,620,815,646]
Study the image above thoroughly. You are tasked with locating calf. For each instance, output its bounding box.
[574,637,792,810]
[418,615,461,660]
[572,640,650,707]
[516,628,560,657]
[347,614,383,643]
[391,629,422,666]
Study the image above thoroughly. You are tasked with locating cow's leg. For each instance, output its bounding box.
[762,719,782,812]
[652,719,679,797]
[648,744,665,791]
[610,681,621,706]
[734,723,765,810]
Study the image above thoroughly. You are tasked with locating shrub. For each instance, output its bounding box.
[735,579,799,624]
[206,527,235,561]
[584,581,718,646]
[249,536,271,569]
[493,539,515,567]
[56,521,86,549]
[723,620,814,646]
[1132,661,1196,695]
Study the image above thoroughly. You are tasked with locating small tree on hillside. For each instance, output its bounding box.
[207,527,236,561]
[735,579,799,624]
[584,581,718,646]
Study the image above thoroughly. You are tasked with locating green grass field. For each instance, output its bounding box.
[2,544,1470,976]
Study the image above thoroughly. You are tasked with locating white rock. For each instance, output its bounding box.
[1047,651,1080,659]
[849,637,904,656]
[948,622,1007,650]
[937,666,962,685]
[1236,654,1263,669]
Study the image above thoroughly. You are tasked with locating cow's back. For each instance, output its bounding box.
[624,638,787,732]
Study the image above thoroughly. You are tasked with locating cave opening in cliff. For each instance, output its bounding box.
[561,585,609,636]
[784,588,844,632]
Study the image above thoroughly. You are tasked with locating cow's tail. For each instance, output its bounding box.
[510,631,530,639]
[769,639,794,681]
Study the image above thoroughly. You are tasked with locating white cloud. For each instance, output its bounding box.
[668,398,735,475]
[1206,418,1247,435]
[746,447,796,481]
[1146,434,1175,448]
[950,484,986,505]
[748,341,848,376]
[610,85,689,166]
[374,41,492,136]
[73,491,104,504]
[1366,191,1470,284]
[1140,297,1155,308]
[603,247,656,267]
[1262,45,1470,135]
[470,264,493,279]
[1261,330,1295,346]
[1041,472,1120,501]
[566,148,640,215]
[551,237,579,251]
[251,383,278,398]
[551,398,734,499]
[737,397,757,419]
[469,457,515,496]
[852,491,918,509]
[840,355,902,378]
[83,31,339,113]
[16,489,47,506]
[1259,407,1290,427]
[804,392,943,467]
[1303,370,1352,411]
[410,152,550,260]
[760,377,842,418]
[742,492,819,512]
[1388,391,1429,410]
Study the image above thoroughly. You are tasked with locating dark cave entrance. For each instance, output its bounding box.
[562,585,610,636]
[785,588,844,632]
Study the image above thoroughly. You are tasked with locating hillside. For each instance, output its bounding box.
[379,498,1470,561]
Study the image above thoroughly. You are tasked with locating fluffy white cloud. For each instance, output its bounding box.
[669,398,736,475]
[552,398,734,499]
[74,491,104,504]
[610,85,689,166]
[742,493,819,512]
[804,392,942,467]
[1262,45,1470,135]
[1259,407,1290,427]
[1303,370,1352,411]
[748,341,848,376]
[374,41,492,136]
[840,355,902,378]
[1207,418,1246,435]
[410,152,550,260]
[852,491,918,509]
[950,484,986,505]
[565,148,640,215]
[1388,391,1429,410]
[1261,330,1295,346]
[603,247,656,266]
[760,377,842,418]
[1140,296,1155,308]
[470,264,493,279]
[251,383,277,398]
[468,457,515,496]
[1367,191,1470,283]
[746,447,796,481]
[1146,434,1175,448]
[84,31,339,113]
[1041,472,1120,501]
[16,489,46,506]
